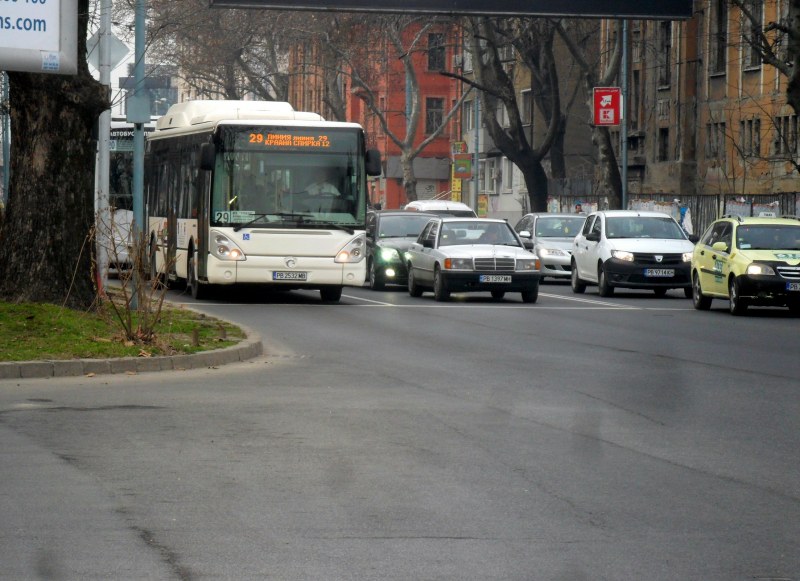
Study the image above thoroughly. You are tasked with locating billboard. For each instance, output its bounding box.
[0,0,78,75]
[209,0,693,19]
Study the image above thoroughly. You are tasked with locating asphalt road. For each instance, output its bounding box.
[1,280,798,580]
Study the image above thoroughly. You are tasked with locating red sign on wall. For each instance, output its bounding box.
[593,87,622,126]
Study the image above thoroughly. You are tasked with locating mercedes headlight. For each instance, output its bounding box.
[444,258,473,270]
[516,258,540,271]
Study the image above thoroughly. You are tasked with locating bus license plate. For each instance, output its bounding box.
[787,282,800,291]
[480,275,511,283]
[644,268,674,277]
[273,271,308,281]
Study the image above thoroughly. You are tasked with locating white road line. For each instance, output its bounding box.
[538,292,638,308]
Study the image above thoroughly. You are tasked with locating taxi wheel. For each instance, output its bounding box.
[433,267,450,302]
[692,272,712,310]
[728,277,748,315]
[408,265,423,297]
[598,264,614,297]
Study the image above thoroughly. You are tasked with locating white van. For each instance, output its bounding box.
[404,200,477,217]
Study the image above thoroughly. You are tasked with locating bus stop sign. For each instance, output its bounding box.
[209,0,692,19]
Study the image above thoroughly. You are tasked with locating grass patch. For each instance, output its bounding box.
[0,300,245,362]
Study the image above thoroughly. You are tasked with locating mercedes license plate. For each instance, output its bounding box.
[480,275,512,283]
[273,271,308,281]
[787,282,800,291]
[644,268,674,277]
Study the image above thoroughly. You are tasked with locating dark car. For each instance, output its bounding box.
[365,211,437,290]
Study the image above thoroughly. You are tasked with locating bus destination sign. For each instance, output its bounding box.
[249,132,331,149]
[231,127,357,153]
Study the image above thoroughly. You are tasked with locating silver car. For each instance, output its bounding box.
[514,213,586,280]
[406,217,541,302]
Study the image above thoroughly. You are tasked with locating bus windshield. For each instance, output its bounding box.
[211,126,366,229]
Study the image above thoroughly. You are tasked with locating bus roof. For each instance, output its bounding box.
[154,100,325,132]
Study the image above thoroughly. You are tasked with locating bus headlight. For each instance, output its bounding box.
[211,230,246,261]
[335,234,366,263]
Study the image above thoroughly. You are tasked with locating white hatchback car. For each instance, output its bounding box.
[571,210,696,297]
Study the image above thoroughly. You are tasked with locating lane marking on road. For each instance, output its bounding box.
[538,292,638,308]
[340,292,639,309]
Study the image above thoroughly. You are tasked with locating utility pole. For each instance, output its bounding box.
[96,0,112,295]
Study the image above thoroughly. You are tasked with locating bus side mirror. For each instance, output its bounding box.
[200,143,216,171]
[365,149,382,177]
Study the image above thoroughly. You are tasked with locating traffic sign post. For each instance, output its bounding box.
[593,87,622,127]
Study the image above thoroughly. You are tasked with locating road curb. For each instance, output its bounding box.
[0,323,263,380]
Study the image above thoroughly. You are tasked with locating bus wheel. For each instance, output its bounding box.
[187,252,210,300]
[320,286,343,302]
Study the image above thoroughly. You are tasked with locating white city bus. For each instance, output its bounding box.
[144,100,381,301]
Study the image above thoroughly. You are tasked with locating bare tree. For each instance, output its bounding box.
[557,19,623,209]
[0,0,108,308]
[455,17,583,212]
[331,15,470,201]
[733,0,800,115]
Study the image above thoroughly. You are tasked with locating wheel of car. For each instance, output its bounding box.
[597,264,614,297]
[520,280,539,304]
[407,264,423,297]
[684,287,693,299]
[433,267,450,302]
[728,277,748,315]
[653,288,668,297]
[368,260,385,291]
[571,261,586,294]
[491,290,505,300]
[692,271,712,310]
[788,298,800,315]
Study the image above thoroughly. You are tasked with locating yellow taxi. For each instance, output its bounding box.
[691,215,800,315]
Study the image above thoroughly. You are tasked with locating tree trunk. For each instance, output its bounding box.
[0,0,107,308]
[401,154,418,203]
[593,126,622,209]
[521,160,549,212]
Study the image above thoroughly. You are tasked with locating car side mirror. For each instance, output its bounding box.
[586,232,600,242]
[523,240,534,250]
[422,238,434,248]
[365,149,382,176]
[518,230,532,239]
[712,241,728,252]
[688,234,699,244]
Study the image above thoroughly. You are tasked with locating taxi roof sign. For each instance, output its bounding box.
[209,0,693,19]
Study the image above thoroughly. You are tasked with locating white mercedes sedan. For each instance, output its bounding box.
[406,217,542,302]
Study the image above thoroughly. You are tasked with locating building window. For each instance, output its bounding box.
[740,118,761,157]
[711,0,728,75]
[428,33,446,71]
[520,90,532,125]
[425,97,444,134]
[706,121,727,161]
[742,0,762,69]
[657,21,672,86]
[463,101,474,132]
[774,115,798,157]
[657,127,670,162]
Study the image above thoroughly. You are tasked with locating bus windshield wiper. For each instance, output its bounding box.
[302,219,356,234]
[233,213,272,232]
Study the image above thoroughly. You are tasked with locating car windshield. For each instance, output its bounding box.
[440,221,521,247]
[535,216,586,237]
[737,225,800,250]
[378,215,433,238]
[606,216,686,240]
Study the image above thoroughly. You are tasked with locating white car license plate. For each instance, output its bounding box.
[480,275,512,283]
[644,268,674,277]
[273,271,308,281]
[787,282,800,291]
